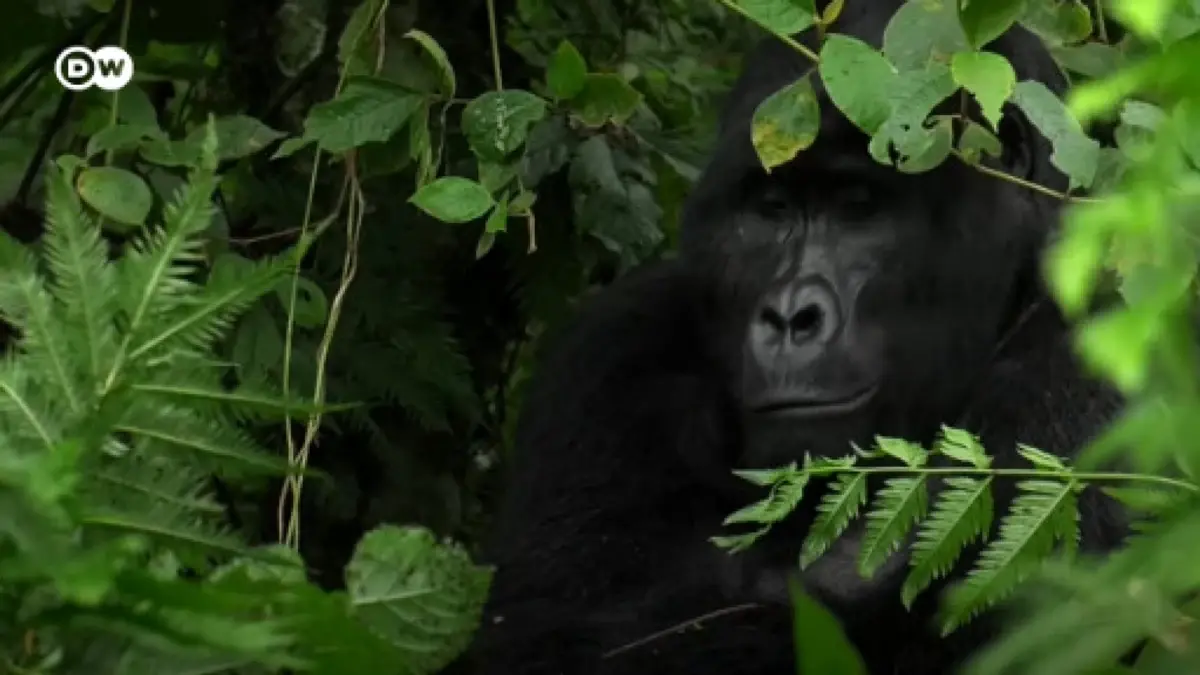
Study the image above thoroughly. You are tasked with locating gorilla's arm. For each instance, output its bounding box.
[467,260,760,673]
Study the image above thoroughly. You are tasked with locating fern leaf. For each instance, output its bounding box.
[858,476,928,578]
[800,473,868,568]
[940,480,1078,633]
[116,402,293,475]
[935,426,991,468]
[710,526,771,553]
[130,251,296,362]
[901,476,994,608]
[41,163,119,384]
[723,472,809,526]
[116,168,219,343]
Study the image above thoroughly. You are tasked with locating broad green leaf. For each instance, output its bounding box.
[1076,307,1158,393]
[751,76,821,170]
[731,0,817,35]
[1011,80,1099,188]
[405,29,456,96]
[185,114,285,161]
[75,166,153,228]
[410,177,496,223]
[546,40,587,99]
[568,74,642,127]
[819,35,897,133]
[1111,0,1172,38]
[1051,42,1124,79]
[339,0,385,63]
[958,120,1003,162]
[300,77,425,154]
[1019,0,1092,46]
[896,115,955,173]
[275,276,328,328]
[485,193,509,233]
[86,124,162,158]
[462,90,548,160]
[791,580,869,675]
[346,525,493,674]
[957,0,1029,49]
[883,0,970,71]
[951,50,1016,130]
[868,64,958,168]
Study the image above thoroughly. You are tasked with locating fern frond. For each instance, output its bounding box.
[0,355,65,451]
[858,476,928,578]
[723,471,809,527]
[41,163,119,384]
[130,250,296,363]
[800,473,868,568]
[116,402,293,475]
[901,476,994,608]
[940,479,1078,633]
[0,244,83,412]
[116,168,219,342]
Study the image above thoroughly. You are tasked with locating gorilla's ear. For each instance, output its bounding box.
[996,107,1038,180]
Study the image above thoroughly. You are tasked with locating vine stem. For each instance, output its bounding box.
[798,465,1199,493]
[104,0,134,167]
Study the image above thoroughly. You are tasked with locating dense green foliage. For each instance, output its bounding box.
[2,0,1200,672]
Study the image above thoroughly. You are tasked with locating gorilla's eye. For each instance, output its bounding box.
[831,185,876,217]
[754,186,791,218]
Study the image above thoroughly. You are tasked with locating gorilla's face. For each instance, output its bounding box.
[685,114,1037,473]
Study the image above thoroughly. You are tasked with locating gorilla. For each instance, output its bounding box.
[463,4,1127,674]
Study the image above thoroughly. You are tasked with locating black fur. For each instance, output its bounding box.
[464,5,1126,674]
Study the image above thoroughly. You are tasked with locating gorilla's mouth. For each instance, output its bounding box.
[749,384,878,417]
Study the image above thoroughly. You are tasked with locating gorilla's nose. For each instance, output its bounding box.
[751,279,840,349]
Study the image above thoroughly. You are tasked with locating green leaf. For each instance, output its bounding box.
[902,477,994,608]
[75,166,153,228]
[957,120,1003,162]
[731,0,817,35]
[301,77,425,154]
[751,76,821,170]
[86,124,162,158]
[185,114,285,161]
[859,476,929,578]
[935,427,992,469]
[1011,80,1100,189]
[790,580,869,675]
[485,193,509,233]
[951,50,1016,130]
[800,473,868,568]
[957,0,1029,49]
[410,177,496,223]
[404,29,456,97]
[1019,0,1092,46]
[941,480,1077,633]
[818,35,897,134]
[883,0,970,71]
[546,40,587,100]
[339,0,385,63]
[346,525,493,673]
[723,472,809,526]
[275,276,328,328]
[1016,444,1068,471]
[874,437,928,467]
[895,115,955,173]
[462,90,548,160]
[1075,306,1158,393]
[568,74,643,127]
[868,64,958,169]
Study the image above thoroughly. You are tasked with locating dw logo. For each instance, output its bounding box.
[55,46,134,91]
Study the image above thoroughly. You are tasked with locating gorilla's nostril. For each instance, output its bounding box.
[759,307,787,333]
[790,304,823,340]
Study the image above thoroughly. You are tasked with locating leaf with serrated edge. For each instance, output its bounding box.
[940,480,1076,632]
[859,476,929,578]
[800,473,868,568]
[901,476,994,608]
